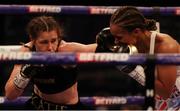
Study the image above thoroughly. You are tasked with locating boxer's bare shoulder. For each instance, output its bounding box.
[19,42,33,52]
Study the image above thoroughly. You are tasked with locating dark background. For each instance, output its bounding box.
[0,0,179,6]
[0,4,179,109]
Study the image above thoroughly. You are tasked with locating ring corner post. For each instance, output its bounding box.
[144,54,155,110]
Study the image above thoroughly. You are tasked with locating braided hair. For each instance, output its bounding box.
[110,6,157,32]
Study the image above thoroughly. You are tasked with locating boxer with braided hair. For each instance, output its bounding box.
[5,16,97,110]
[110,6,180,110]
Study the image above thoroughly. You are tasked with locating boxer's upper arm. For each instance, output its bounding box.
[155,40,178,98]
[82,43,97,52]
[64,42,97,52]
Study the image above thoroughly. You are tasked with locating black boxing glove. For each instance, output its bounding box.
[112,45,145,86]
[95,27,132,53]
[20,64,43,78]
[115,44,138,72]
[13,64,43,89]
[95,27,113,52]
[95,27,137,63]
[115,45,145,86]
[95,27,128,53]
[95,27,145,86]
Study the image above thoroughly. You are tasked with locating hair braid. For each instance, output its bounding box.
[110,6,157,32]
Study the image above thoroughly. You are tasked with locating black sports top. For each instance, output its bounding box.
[24,42,78,94]
[31,65,78,94]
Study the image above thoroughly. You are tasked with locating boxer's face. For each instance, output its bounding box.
[34,30,59,52]
[110,24,137,45]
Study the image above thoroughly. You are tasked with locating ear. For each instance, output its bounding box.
[29,35,35,46]
[132,28,141,36]
[132,28,141,34]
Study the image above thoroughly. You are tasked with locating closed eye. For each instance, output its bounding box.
[51,38,58,43]
[115,35,123,40]
[39,40,48,44]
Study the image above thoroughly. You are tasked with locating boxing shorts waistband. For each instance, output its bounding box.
[29,92,83,110]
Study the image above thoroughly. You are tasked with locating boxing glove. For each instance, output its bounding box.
[95,27,137,65]
[95,27,145,86]
[20,64,44,78]
[96,27,134,53]
[13,64,43,89]
[96,27,127,52]
[116,45,145,86]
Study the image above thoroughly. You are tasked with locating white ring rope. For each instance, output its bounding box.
[0,45,179,65]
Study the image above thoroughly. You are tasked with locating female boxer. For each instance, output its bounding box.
[109,6,180,110]
[5,16,97,110]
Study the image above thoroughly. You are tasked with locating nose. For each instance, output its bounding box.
[47,42,53,51]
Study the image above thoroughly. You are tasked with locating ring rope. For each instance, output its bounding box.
[0,51,179,65]
[0,5,179,15]
[1,46,178,109]
[0,96,144,106]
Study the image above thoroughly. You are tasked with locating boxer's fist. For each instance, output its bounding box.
[13,64,41,89]
[95,27,132,53]
[95,27,117,52]
[95,28,145,86]
[95,27,138,73]
[20,64,43,78]
[115,45,145,86]
[115,45,138,73]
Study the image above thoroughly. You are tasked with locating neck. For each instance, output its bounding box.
[136,31,151,53]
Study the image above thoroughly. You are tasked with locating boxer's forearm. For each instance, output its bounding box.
[155,80,170,99]
[5,80,24,100]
